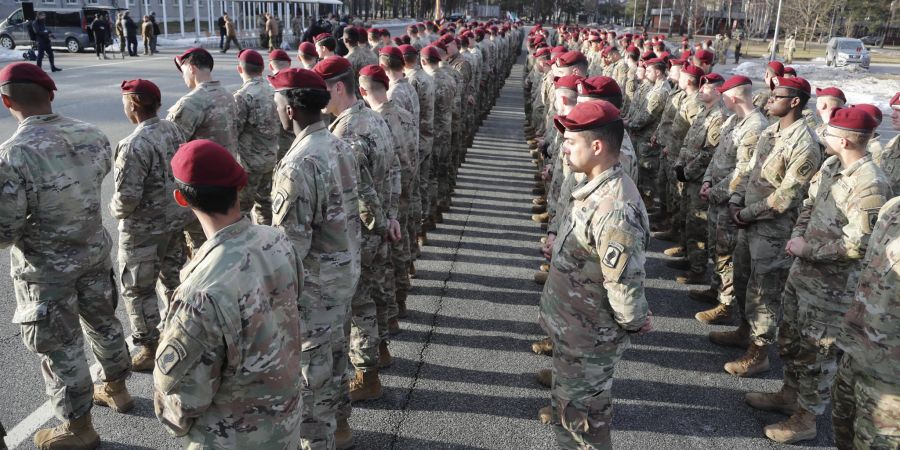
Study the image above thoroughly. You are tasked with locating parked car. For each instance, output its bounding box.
[0,5,124,53]
[859,35,879,45]
[825,37,871,69]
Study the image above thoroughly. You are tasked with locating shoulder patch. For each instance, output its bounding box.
[603,241,625,268]
[156,341,186,375]
[797,160,814,177]
[272,191,287,215]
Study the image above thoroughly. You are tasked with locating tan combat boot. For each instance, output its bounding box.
[532,212,549,223]
[378,341,392,369]
[676,271,707,285]
[540,263,550,272]
[745,384,799,415]
[533,173,542,181]
[535,368,551,388]
[396,292,408,318]
[532,197,547,206]
[651,229,680,242]
[663,246,685,257]
[130,342,157,372]
[763,409,817,444]
[724,342,770,377]
[709,321,750,348]
[531,337,553,356]
[695,304,733,325]
[533,271,548,285]
[349,369,383,402]
[92,378,134,413]
[689,287,718,304]
[531,204,546,214]
[409,261,417,278]
[537,406,552,424]
[416,233,427,248]
[34,413,100,450]
[335,418,353,450]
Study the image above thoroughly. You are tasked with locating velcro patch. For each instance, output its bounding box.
[797,160,814,177]
[156,341,186,375]
[272,191,287,215]
[603,242,625,269]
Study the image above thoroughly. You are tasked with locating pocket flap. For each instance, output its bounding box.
[13,301,48,324]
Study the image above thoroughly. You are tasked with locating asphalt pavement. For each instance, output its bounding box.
[0,42,851,449]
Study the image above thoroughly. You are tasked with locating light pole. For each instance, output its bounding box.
[632,0,637,27]
[769,0,783,61]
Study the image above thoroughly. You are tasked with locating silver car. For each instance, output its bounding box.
[825,37,871,69]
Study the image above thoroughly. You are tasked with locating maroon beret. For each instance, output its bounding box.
[359,64,390,90]
[554,100,621,133]
[828,106,879,132]
[314,32,333,43]
[534,47,551,58]
[717,75,752,93]
[766,61,785,76]
[313,56,352,80]
[588,34,602,43]
[550,45,567,55]
[171,139,247,188]
[237,49,264,66]
[643,57,666,67]
[268,68,327,91]
[705,39,713,46]
[815,86,846,103]
[120,79,160,103]
[555,51,587,67]
[432,40,447,51]
[772,76,810,95]
[368,28,380,36]
[640,50,657,61]
[421,46,441,61]
[783,66,797,76]
[657,51,671,60]
[554,74,584,90]
[892,92,900,107]
[682,64,705,79]
[850,104,883,125]
[174,47,212,72]
[379,45,404,60]
[269,49,291,62]
[693,49,714,64]
[700,73,725,86]
[398,44,418,56]
[392,36,403,45]
[298,41,318,58]
[0,62,56,93]
[577,76,622,99]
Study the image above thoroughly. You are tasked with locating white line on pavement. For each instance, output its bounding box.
[5,400,53,449]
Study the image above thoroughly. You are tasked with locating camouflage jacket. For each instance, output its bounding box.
[611,59,629,90]
[677,102,727,182]
[733,118,821,232]
[0,114,112,285]
[838,196,900,384]
[654,88,686,151]
[329,100,392,233]
[622,65,639,115]
[872,134,900,194]
[429,66,457,141]
[540,164,649,350]
[704,108,766,205]
[373,101,415,215]
[387,77,420,127]
[346,46,378,77]
[620,131,639,182]
[233,77,279,173]
[788,155,891,337]
[626,79,668,138]
[166,80,238,153]
[111,117,190,234]
[153,219,303,449]
[404,66,435,151]
[271,121,360,346]
[668,90,703,161]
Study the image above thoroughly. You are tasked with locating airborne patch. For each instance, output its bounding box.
[156,341,186,375]
[868,209,880,231]
[797,160,814,177]
[603,242,625,269]
[272,192,287,215]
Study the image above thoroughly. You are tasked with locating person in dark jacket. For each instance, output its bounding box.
[90,14,109,59]
[123,12,138,56]
[31,12,61,71]
[217,15,226,48]
[149,12,160,53]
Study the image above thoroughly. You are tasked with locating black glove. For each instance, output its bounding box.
[675,166,687,183]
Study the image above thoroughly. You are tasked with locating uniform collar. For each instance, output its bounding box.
[332,99,365,126]
[19,113,60,127]
[774,117,807,139]
[136,116,161,130]
[838,154,873,179]
[296,120,326,142]
[241,77,262,87]
[181,217,251,280]
[572,163,622,201]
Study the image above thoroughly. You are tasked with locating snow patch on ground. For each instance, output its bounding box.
[729,58,900,114]
[0,48,23,62]
[157,36,219,47]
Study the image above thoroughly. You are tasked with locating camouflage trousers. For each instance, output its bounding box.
[12,264,131,421]
[733,224,791,345]
[372,240,393,343]
[389,204,412,320]
[435,134,453,211]
[417,142,433,238]
[707,205,737,306]
[550,333,628,450]
[636,140,659,204]
[681,181,709,274]
[300,320,349,450]
[240,169,274,225]
[349,231,382,372]
[450,120,463,178]
[831,354,900,450]
[656,154,670,217]
[666,160,686,240]
[118,230,185,346]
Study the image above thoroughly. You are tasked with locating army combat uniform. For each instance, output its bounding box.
[0,114,131,422]
[540,164,649,449]
[112,117,190,352]
[404,64,435,264]
[626,77,668,203]
[233,76,279,224]
[429,64,459,215]
[153,219,304,449]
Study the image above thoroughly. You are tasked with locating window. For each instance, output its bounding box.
[65,0,78,4]
[87,0,99,3]
[41,0,55,4]
[159,0,164,5]
[55,11,81,26]
[185,0,191,6]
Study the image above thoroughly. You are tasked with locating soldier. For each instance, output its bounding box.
[315,55,394,439]
[784,34,797,64]
[672,73,728,285]
[716,76,821,377]
[298,42,320,70]
[625,57,669,206]
[541,100,653,448]
[314,33,337,59]
[269,68,360,450]
[359,64,410,360]
[0,63,132,449]
[742,106,891,444]
[233,49,279,225]
[650,60,685,229]
[344,26,377,77]
[812,86,846,139]
[167,47,238,252]
[154,139,303,448]
[380,46,420,122]
[113,79,189,372]
[873,92,900,193]
[694,76,767,321]
[692,49,714,73]
[423,45,458,234]
[445,37,476,177]
[832,196,900,449]
[752,61,785,114]
[269,49,292,74]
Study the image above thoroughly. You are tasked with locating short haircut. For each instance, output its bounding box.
[422,53,441,65]
[403,53,418,66]
[175,181,237,215]
[829,126,873,148]
[795,91,810,110]
[271,60,291,71]
[646,61,666,74]
[379,54,404,71]
[280,88,331,114]
[581,120,625,155]
[817,96,845,109]
[343,27,360,46]
[240,61,263,76]
[728,84,752,99]
[358,75,386,94]
[324,69,357,95]
[183,50,214,71]
[317,36,337,52]
[0,82,52,105]
[126,92,160,115]
[571,61,589,76]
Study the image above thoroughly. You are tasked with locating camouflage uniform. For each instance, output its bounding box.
[610,59,628,91]
[872,135,900,194]
[233,77,279,224]
[778,154,891,416]
[654,86,686,219]
[429,65,458,213]
[373,101,417,326]
[0,114,130,421]
[153,219,304,449]
[625,78,668,200]
[329,100,392,420]
[404,66,435,254]
[540,164,649,449]
[833,196,900,449]
[166,80,238,252]
[730,119,821,345]
[346,46,377,77]
[112,117,190,346]
[271,121,360,450]
[677,101,727,275]
[666,90,703,237]
[703,109,767,306]
[622,65,638,117]
[446,54,472,174]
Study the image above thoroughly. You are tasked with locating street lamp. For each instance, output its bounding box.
[769,0,783,61]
